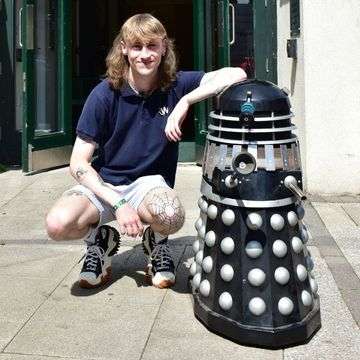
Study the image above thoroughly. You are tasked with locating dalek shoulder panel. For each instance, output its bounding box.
[202,79,305,205]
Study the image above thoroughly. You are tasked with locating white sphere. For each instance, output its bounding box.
[207,204,218,220]
[305,256,314,271]
[270,214,285,231]
[198,225,206,239]
[246,212,263,230]
[272,240,288,258]
[310,278,318,295]
[219,292,233,311]
[291,236,303,254]
[249,297,266,316]
[248,268,266,287]
[200,280,211,297]
[274,267,290,285]
[195,250,204,265]
[222,209,235,226]
[200,199,208,213]
[287,211,298,226]
[205,231,216,247]
[245,241,263,258]
[278,297,294,315]
[220,264,234,282]
[197,197,203,209]
[189,261,200,276]
[220,237,235,255]
[202,256,213,273]
[192,239,200,253]
[301,290,313,306]
[195,217,203,231]
[192,273,201,289]
[297,264,308,282]
[300,225,309,243]
[296,204,305,220]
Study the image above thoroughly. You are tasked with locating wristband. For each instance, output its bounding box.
[112,199,127,212]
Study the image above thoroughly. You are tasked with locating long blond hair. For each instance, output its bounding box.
[106,13,177,91]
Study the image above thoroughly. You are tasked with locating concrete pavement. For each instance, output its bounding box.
[0,165,359,359]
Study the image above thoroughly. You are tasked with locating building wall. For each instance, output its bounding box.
[277,0,360,195]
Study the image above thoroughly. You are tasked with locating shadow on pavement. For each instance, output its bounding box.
[70,235,195,296]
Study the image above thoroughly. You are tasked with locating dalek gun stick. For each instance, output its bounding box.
[284,175,307,201]
[190,79,321,349]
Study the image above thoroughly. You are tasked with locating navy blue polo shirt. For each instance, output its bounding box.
[76,71,205,187]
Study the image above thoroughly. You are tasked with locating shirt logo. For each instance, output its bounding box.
[158,106,169,116]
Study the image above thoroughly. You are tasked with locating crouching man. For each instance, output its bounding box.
[45,13,247,289]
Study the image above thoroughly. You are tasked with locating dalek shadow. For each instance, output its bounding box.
[190,80,321,348]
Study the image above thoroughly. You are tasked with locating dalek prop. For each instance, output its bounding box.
[190,80,321,348]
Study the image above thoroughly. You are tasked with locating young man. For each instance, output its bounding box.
[46,13,247,289]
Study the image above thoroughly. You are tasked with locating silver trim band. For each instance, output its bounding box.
[210,111,294,122]
[201,180,296,208]
[208,124,296,133]
[207,134,297,145]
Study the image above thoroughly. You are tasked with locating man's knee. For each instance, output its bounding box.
[166,206,185,235]
[146,188,185,235]
[46,210,75,241]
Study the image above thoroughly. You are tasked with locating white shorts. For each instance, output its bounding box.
[63,175,170,226]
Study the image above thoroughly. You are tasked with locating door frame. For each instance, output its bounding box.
[21,0,72,172]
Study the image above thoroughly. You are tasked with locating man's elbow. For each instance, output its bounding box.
[225,67,247,84]
[69,157,84,180]
[69,160,78,180]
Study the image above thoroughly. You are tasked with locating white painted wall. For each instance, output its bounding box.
[277,0,360,195]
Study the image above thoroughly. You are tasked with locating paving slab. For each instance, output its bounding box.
[0,170,37,208]
[0,244,83,352]
[342,203,360,226]
[0,355,83,360]
[284,246,360,360]
[0,244,82,279]
[4,246,175,360]
[312,202,360,279]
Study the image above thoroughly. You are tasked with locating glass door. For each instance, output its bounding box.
[21,0,72,172]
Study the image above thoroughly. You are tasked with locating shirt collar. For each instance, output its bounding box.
[120,82,165,98]
[120,83,139,97]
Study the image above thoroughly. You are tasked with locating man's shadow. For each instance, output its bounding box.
[71,235,195,297]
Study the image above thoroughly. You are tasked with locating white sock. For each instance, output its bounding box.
[84,226,98,245]
[154,231,167,243]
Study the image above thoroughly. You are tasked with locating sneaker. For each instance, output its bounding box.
[142,227,175,288]
[79,225,120,289]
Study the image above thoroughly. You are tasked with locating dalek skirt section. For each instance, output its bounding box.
[190,80,321,348]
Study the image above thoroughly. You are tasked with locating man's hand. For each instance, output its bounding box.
[165,97,190,142]
[115,203,144,237]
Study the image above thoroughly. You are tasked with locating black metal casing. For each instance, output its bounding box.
[191,80,321,348]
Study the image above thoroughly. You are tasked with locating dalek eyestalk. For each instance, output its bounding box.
[224,152,256,189]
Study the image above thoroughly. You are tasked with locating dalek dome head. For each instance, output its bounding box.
[217,79,291,115]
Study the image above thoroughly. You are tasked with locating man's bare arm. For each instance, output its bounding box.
[165,67,247,141]
[185,67,247,105]
[69,136,143,237]
[69,136,123,208]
